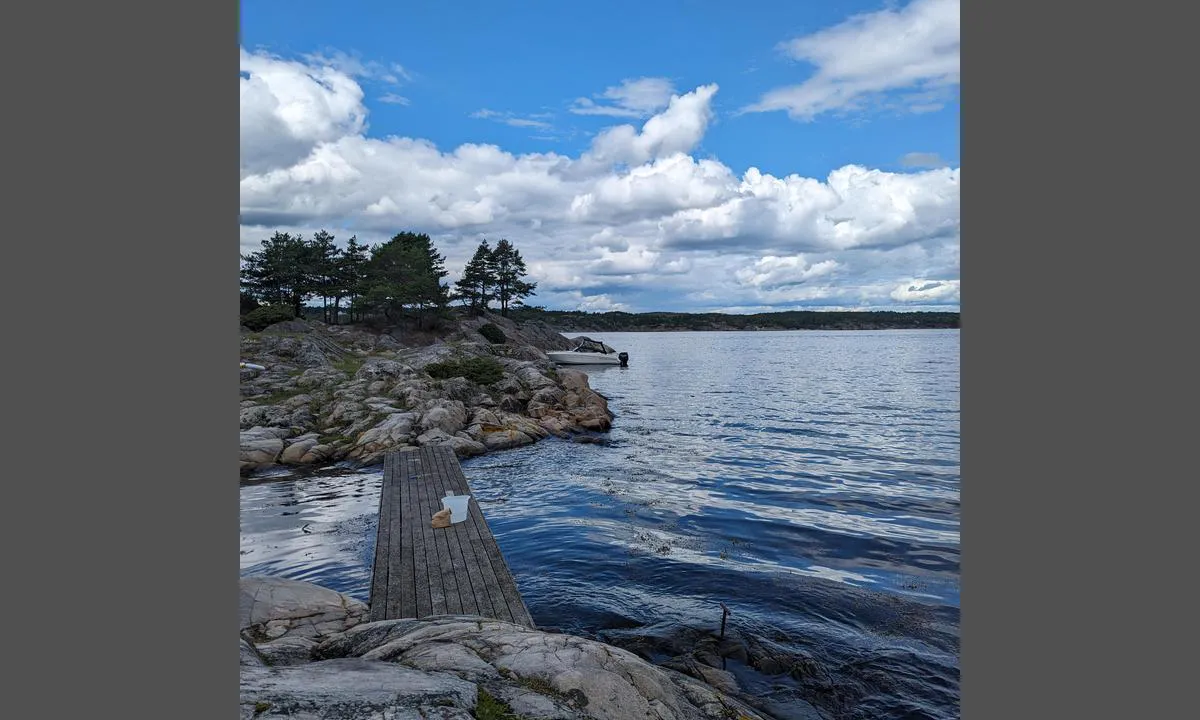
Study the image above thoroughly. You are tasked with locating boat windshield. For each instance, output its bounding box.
[574,337,613,354]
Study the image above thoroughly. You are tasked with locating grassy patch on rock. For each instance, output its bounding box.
[426,356,504,385]
[332,357,365,376]
[475,688,528,720]
[255,389,298,405]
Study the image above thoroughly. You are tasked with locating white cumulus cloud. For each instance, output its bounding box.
[240,49,368,176]
[890,279,960,303]
[744,0,960,121]
[240,49,960,312]
[570,78,677,118]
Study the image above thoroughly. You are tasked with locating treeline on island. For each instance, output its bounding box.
[239,230,536,330]
[507,308,960,332]
[240,229,959,334]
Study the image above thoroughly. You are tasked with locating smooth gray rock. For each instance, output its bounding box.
[240,658,476,719]
[240,404,292,430]
[439,376,480,403]
[240,576,368,645]
[280,433,321,464]
[400,343,456,370]
[313,615,768,720]
[241,637,265,667]
[240,426,290,473]
[241,582,770,720]
[348,412,417,463]
[296,367,344,389]
[355,358,411,382]
[419,400,468,435]
[254,635,319,667]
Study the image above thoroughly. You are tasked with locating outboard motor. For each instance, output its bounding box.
[618,352,629,367]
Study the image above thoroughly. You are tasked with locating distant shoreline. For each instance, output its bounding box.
[556,326,961,332]
[504,308,960,333]
[295,307,961,333]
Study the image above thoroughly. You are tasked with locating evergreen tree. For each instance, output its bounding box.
[453,240,495,315]
[339,235,369,323]
[239,231,317,316]
[360,231,449,327]
[240,291,261,315]
[333,235,364,324]
[308,229,341,323]
[489,238,537,317]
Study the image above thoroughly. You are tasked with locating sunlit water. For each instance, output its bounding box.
[241,329,960,719]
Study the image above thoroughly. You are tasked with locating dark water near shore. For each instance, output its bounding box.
[241,329,960,719]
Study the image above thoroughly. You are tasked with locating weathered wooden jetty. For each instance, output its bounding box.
[368,445,535,628]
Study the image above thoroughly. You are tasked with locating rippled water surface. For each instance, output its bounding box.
[241,329,960,719]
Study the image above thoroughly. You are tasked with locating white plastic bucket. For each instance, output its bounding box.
[441,493,471,524]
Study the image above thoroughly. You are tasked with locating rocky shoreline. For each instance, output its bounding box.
[240,312,615,477]
[239,575,809,720]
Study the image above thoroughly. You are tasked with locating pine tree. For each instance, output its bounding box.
[239,231,319,317]
[453,240,495,315]
[308,230,341,323]
[489,238,537,317]
[339,235,369,323]
[360,231,449,327]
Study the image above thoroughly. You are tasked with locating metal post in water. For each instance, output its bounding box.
[719,602,730,639]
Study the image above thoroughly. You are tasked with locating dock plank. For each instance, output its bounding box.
[367,445,534,628]
[384,452,410,619]
[415,450,447,615]
[368,452,393,622]
[403,451,433,617]
[397,450,418,619]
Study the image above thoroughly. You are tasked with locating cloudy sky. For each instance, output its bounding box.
[240,0,960,313]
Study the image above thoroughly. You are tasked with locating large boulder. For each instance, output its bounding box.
[347,412,418,464]
[416,428,488,458]
[279,433,321,465]
[419,400,469,436]
[295,367,345,390]
[240,426,290,475]
[240,404,292,430]
[526,386,565,419]
[240,576,369,666]
[355,358,412,383]
[557,369,613,431]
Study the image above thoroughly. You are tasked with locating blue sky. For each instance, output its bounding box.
[240,0,960,313]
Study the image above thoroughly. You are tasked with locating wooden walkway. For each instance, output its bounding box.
[368,445,535,628]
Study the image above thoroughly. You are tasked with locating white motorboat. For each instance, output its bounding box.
[547,336,629,366]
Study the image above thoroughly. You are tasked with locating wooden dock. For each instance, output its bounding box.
[368,445,535,628]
